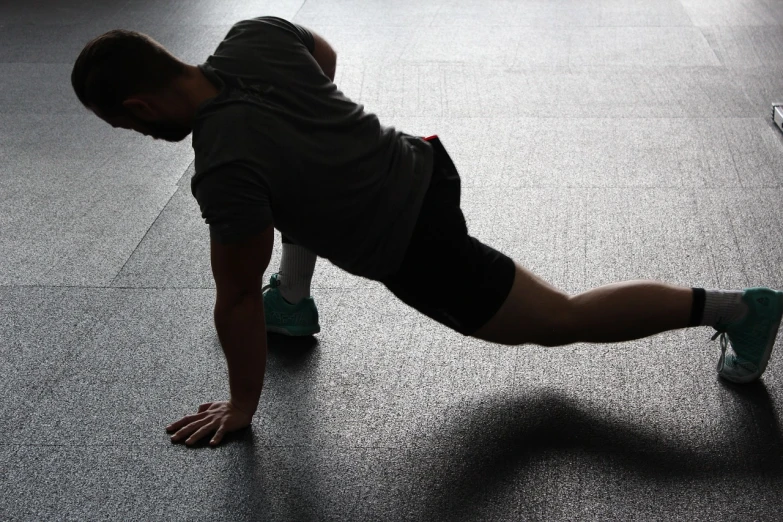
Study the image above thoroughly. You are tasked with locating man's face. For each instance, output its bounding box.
[93,103,192,143]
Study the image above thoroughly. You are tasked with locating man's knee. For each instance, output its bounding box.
[529,293,578,347]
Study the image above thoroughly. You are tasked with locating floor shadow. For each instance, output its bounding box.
[227,332,322,520]
[209,341,783,520]
[717,378,783,460]
[266,332,319,365]
[406,383,783,520]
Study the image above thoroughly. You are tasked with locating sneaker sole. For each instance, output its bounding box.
[267,324,321,336]
[720,292,783,384]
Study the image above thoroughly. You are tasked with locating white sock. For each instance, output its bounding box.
[700,290,748,328]
[278,243,317,304]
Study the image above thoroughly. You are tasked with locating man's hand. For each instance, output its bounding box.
[166,401,253,447]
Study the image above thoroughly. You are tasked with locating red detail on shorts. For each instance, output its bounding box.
[423,134,438,141]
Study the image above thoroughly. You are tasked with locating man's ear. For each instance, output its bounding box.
[121,98,155,120]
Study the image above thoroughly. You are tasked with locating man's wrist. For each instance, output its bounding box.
[229,399,257,417]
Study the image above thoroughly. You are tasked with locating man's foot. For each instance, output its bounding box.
[712,287,783,383]
[262,274,321,336]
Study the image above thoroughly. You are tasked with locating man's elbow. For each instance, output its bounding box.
[315,52,336,81]
[311,31,337,81]
[213,293,264,333]
[321,60,336,82]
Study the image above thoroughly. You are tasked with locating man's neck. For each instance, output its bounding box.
[179,65,221,122]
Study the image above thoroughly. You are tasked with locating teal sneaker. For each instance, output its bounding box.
[262,274,321,336]
[712,287,783,383]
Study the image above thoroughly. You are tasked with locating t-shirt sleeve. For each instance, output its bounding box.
[253,16,315,53]
[192,166,274,244]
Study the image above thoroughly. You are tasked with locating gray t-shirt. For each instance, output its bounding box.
[191,16,434,279]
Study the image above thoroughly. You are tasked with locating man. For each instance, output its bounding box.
[72,16,783,447]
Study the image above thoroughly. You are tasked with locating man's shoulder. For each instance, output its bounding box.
[191,103,280,195]
[193,100,276,152]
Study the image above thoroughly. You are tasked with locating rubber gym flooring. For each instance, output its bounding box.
[2,0,783,520]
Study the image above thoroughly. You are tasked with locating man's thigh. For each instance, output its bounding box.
[382,235,516,336]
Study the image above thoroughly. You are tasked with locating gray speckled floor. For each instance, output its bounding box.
[2,1,783,520]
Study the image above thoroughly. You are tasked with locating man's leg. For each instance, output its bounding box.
[473,264,693,346]
[473,264,783,382]
[262,234,321,336]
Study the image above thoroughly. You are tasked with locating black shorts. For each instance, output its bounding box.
[380,135,516,336]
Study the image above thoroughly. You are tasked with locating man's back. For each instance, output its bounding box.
[190,16,434,279]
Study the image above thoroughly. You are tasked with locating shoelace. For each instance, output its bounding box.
[711,330,729,370]
[261,274,280,293]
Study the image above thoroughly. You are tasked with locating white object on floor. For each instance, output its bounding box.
[773,104,783,134]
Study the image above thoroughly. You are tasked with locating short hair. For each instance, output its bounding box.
[71,29,187,118]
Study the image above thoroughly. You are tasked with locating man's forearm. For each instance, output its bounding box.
[214,295,267,415]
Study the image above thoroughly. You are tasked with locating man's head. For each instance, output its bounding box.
[72,29,196,142]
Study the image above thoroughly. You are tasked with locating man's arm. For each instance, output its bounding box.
[211,225,274,414]
[166,225,274,446]
[308,29,337,82]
